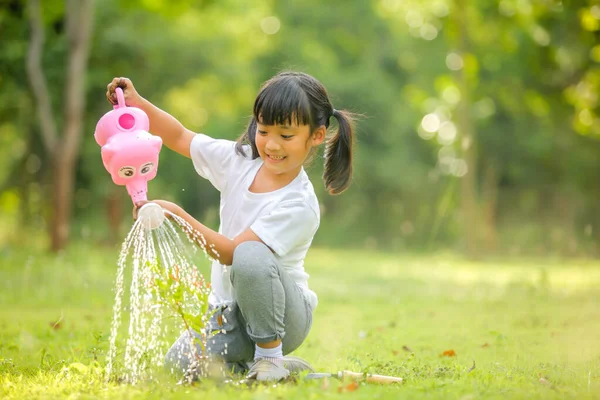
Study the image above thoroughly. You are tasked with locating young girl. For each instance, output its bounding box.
[106,72,355,381]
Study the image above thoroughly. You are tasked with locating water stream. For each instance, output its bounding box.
[105,211,217,384]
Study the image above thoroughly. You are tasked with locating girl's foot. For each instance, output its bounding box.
[246,358,290,381]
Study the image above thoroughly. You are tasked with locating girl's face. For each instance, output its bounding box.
[255,121,325,179]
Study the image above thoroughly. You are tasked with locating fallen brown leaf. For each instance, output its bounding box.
[402,345,413,352]
[539,377,551,387]
[538,373,552,387]
[392,350,399,356]
[49,320,62,330]
[441,349,456,357]
[481,343,490,348]
[338,381,360,393]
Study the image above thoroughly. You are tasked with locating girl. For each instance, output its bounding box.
[106,72,355,381]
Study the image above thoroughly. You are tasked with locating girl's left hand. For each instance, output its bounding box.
[133,200,182,220]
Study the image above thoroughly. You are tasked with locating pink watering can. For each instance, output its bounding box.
[95,87,163,205]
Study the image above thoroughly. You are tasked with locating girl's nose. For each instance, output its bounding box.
[265,139,281,151]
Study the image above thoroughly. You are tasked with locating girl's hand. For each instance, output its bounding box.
[133,200,182,221]
[106,77,143,107]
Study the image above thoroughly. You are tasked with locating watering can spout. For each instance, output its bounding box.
[127,180,148,204]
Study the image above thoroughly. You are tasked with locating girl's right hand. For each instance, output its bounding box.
[106,77,142,107]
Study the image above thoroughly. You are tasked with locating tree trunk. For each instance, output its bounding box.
[49,0,94,251]
[481,161,499,252]
[453,0,479,258]
[50,150,78,250]
[18,144,33,229]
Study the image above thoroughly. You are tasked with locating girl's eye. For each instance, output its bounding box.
[118,166,136,178]
[281,135,293,139]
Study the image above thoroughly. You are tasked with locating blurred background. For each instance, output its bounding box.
[1,0,599,258]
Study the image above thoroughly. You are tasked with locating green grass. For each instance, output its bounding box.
[1,243,600,399]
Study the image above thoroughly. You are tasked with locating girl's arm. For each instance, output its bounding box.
[136,97,195,158]
[142,200,265,265]
[106,77,195,158]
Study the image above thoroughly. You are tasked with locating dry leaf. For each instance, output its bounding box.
[338,381,360,393]
[481,343,490,348]
[49,320,62,330]
[392,350,399,356]
[441,349,456,357]
[538,373,552,387]
[402,345,413,352]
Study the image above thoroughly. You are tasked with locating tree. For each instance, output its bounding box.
[26,0,94,251]
[450,0,480,257]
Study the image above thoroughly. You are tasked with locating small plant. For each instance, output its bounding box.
[145,259,214,357]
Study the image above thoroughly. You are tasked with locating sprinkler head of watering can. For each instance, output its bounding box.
[95,87,162,204]
[137,202,166,230]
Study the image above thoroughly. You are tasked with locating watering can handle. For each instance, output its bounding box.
[113,87,126,110]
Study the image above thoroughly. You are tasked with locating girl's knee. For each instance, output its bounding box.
[230,241,276,283]
[233,241,271,262]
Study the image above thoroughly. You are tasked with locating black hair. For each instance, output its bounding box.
[236,71,355,195]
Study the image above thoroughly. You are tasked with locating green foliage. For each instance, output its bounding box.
[1,0,599,254]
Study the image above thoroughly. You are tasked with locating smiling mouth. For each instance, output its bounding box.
[267,154,286,160]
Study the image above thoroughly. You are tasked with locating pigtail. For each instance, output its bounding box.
[235,117,259,159]
[323,109,355,195]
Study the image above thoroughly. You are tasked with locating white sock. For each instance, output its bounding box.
[254,343,283,362]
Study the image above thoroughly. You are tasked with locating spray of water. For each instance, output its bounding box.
[105,210,219,384]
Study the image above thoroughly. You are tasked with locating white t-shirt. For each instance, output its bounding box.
[190,134,319,310]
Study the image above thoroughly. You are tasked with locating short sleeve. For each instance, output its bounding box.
[190,134,238,192]
[251,201,319,257]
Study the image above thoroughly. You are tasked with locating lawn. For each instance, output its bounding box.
[1,242,599,399]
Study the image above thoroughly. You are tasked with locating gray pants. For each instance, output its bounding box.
[164,241,313,376]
